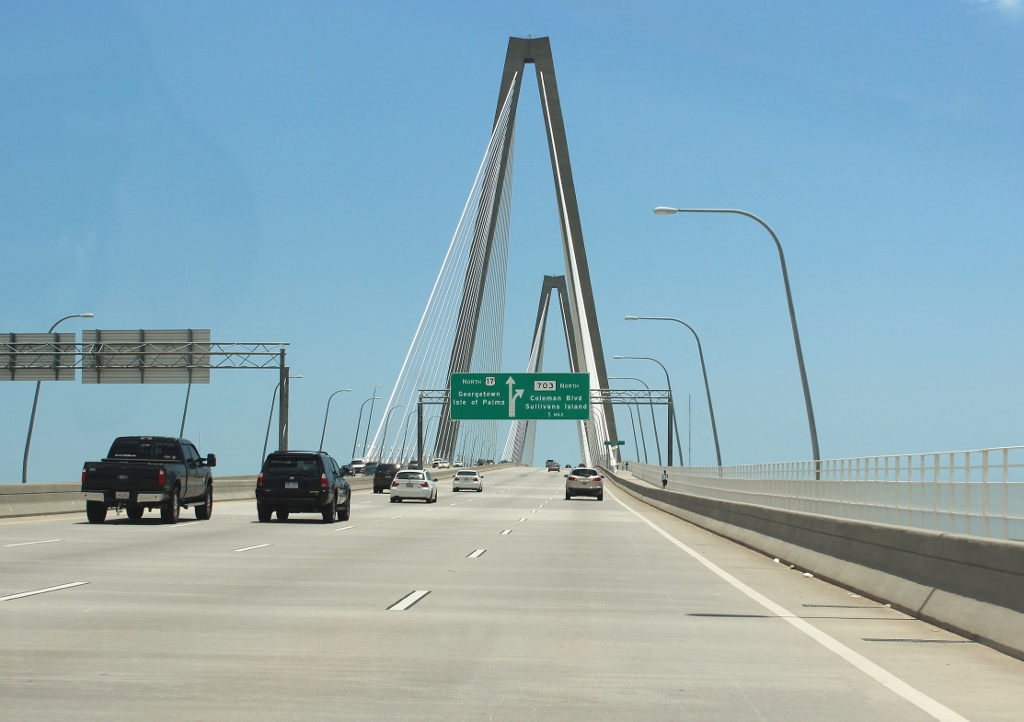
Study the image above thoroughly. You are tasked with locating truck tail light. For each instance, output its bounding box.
[321,473,329,489]
[81,468,87,484]
[158,468,166,486]
[257,472,264,487]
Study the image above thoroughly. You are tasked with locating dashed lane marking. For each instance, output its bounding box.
[233,544,271,552]
[1,581,89,602]
[390,515,405,519]
[468,549,486,558]
[4,539,63,547]
[387,590,430,611]
[333,525,356,532]
[500,529,512,535]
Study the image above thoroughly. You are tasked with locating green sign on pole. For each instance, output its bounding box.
[603,440,625,446]
[450,372,590,421]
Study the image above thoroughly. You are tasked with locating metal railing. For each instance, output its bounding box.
[627,446,1024,541]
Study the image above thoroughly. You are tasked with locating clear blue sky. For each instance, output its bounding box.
[2,0,1022,482]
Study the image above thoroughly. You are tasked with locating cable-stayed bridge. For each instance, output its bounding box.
[364,37,621,469]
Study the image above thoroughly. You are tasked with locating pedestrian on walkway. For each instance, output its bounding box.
[662,470,668,490]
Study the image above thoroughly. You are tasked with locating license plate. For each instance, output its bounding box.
[285,482,298,489]
[116,491,129,500]
[405,483,415,488]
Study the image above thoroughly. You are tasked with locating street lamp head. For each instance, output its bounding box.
[624,316,639,321]
[613,355,624,359]
[290,375,303,379]
[80,313,95,319]
[653,207,678,215]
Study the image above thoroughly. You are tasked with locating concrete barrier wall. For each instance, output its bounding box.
[604,468,1024,662]
[0,464,519,518]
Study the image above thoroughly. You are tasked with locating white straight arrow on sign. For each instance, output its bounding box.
[506,376,524,418]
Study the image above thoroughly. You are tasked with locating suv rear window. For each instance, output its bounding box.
[571,468,598,476]
[265,455,322,474]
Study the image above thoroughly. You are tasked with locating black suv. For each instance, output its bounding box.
[256,451,351,523]
[374,463,401,493]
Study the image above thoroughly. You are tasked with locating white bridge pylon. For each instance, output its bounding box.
[367,37,619,469]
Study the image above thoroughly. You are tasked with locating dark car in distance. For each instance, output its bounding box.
[373,463,401,493]
[362,462,378,477]
[256,451,350,523]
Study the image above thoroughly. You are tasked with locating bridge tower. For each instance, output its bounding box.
[434,36,619,466]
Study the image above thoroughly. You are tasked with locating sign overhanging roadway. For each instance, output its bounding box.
[450,372,590,421]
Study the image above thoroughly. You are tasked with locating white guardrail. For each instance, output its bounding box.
[628,446,1024,542]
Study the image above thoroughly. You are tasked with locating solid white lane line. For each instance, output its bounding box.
[4,539,63,547]
[1,581,89,602]
[388,589,430,611]
[333,525,356,532]
[468,549,486,558]
[608,489,969,722]
[500,529,512,535]
[233,544,271,552]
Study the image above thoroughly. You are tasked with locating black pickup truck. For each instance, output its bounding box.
[81,436,216,524]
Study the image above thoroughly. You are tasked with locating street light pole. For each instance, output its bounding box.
[319,388,352,452]
[22,312,94,484]
[351,395,380,460]
[263,375,302,465]
[396,408,418,463]
[361,383,381,456]
[614,356,682,466]
[655,206,819,464]
[377,405,405,461]
[625,316,722,466]
[608,376,658,465]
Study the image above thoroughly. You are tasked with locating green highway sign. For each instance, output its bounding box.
[603,440,625,446]
[450,372,590,421]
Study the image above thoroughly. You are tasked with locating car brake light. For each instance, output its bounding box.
[321,473,329,488]
[568,476,576,482]
[392,480,399,486]
[158,468,166,486]
[420,481,430,488]
[257,472,264,487]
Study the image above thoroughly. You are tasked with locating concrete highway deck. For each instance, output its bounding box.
[2,466,1022,720]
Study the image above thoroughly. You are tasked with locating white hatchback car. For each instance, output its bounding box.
[452,469,483,492]
[390,469,437,503]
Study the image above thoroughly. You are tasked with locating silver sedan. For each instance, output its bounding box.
[452,469,484,492]
[390,470,438,503]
